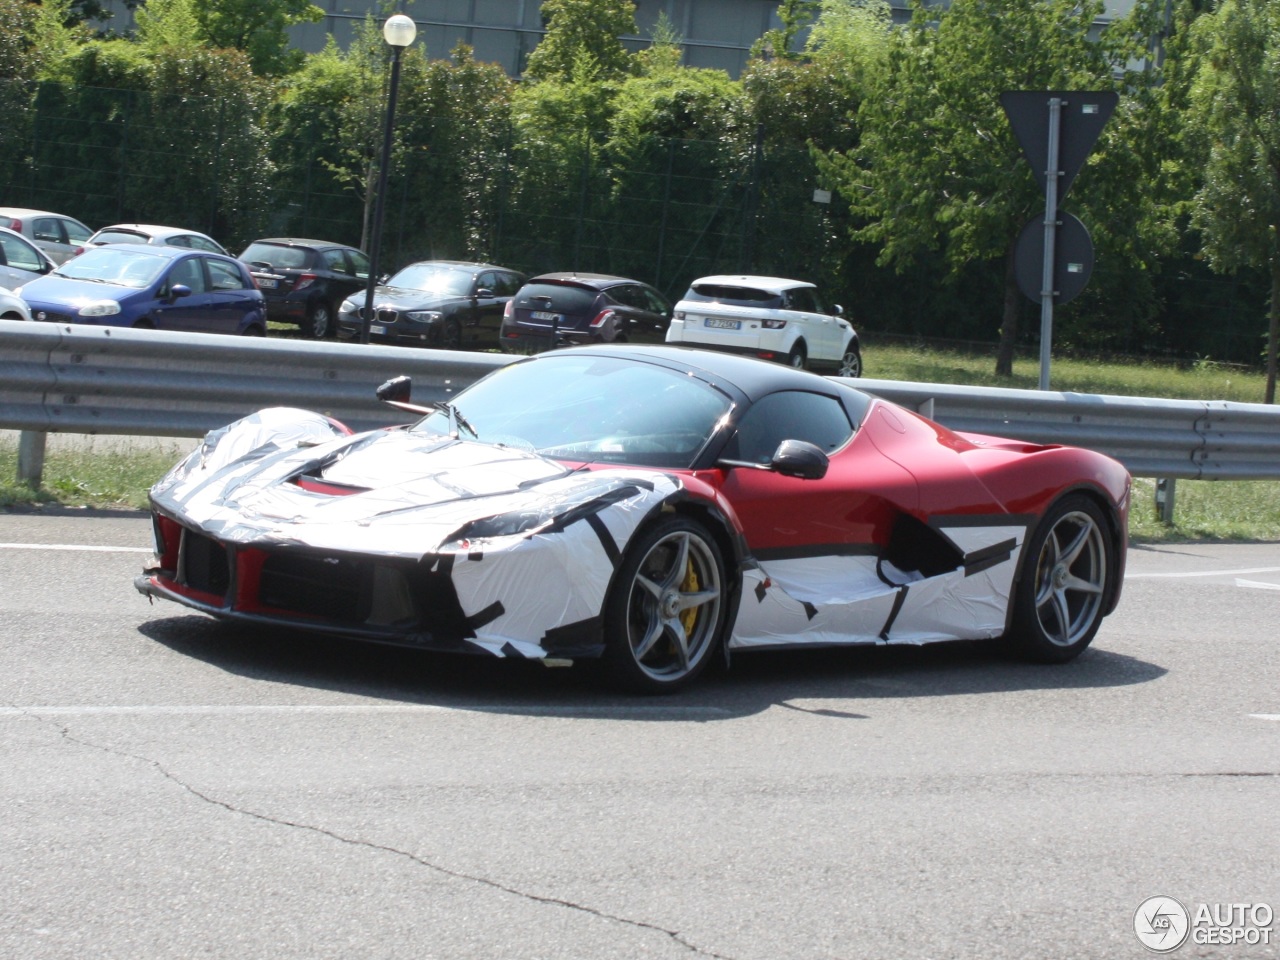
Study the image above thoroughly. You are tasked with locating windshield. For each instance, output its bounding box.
[409,354,733,469]
[54,247,167,288]
[386,263,473,296]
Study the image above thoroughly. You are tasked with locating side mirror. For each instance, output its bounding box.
[771,439,828,480]
[168,284,192,301]
[376,375,412,403]
[831,303,844,317]
[475,288,494,299]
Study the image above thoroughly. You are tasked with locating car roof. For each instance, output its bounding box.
[688,275,815,293]
[246,238,360,251]
[528,272,639,289]
[544,343,853,401]
[0,207,76,219]
[399,259,513,272]
[83,243,222,261]
[93,223,208,239]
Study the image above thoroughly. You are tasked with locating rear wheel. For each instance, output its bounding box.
[1009,495,1114,663]
[602,516,727,693]
[303,300,334,339]
[786,341,807,369]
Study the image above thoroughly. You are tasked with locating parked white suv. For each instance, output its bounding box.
[665,275,861,376]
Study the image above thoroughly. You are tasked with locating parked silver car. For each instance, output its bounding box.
[87,223,229,257]
[0,207,94,265]
[0,226,57,291]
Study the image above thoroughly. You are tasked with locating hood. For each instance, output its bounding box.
[152,425,661,559]
[21,274,145,307]
[366,285,467,310]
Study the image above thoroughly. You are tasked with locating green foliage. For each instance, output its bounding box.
[752,0,821,60]
[195,0,323,76]
[523,0,637,82]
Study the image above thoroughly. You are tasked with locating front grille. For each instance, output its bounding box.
[34,311,76,324]
[375,308,398,325]
[260,553,369,622]
[180,531,230,596]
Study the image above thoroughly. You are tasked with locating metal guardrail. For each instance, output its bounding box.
[3,319,1280,487]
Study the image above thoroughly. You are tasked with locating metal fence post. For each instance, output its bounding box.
[1154,477,1177,523]
[17,430,47,487]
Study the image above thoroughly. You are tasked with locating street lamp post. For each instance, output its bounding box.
[360,13,417,345]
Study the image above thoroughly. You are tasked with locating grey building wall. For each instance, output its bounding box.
[95,0,1137,79]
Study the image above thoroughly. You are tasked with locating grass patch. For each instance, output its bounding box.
[0,438,189,511]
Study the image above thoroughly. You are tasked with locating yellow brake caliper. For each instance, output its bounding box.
[679,560,700,635]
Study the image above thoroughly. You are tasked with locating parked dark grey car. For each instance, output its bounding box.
[240,238,371,338]
[336,260,526,349]
[499,273,672,352]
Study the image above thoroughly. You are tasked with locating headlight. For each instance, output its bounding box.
[405,310,442,323]
[450,509,555,542]
[79,300,122,317]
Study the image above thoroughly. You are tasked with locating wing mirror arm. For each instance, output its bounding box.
[717,440,830,480]
[376,375,435,416]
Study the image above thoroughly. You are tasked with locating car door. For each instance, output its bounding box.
[787,286,840,361]
[467,270,507,344]
[323,248,364,305]
[203,257,260,333]
[152,255,218,331]
[0,231,53,290]
[33,216,90,265]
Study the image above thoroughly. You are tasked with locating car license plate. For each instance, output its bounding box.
[705,317,741,330]
[256,277,277,289]
[531,311,561,322]
[370,324,386,335]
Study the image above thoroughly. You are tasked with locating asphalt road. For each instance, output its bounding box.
[1,510,1277,960]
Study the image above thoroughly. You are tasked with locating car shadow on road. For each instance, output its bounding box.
[137,615,1167,722]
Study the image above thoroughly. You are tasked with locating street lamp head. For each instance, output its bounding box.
[383,14,417,48]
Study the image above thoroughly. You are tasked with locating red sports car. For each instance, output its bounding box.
[136,346,1130,693]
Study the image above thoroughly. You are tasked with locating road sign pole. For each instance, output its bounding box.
[1039,98,1063,391]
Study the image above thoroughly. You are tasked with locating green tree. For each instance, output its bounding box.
[523,0,636,82]
[751,0,821,60]
[828,0,1167,376]
[139,0,322,76]
[1187,0,1280,402]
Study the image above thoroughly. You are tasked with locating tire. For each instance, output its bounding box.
[786,341,807,369]
[439,318,462,350]
[303,300,334,339]
[836,345,862,378]
[243,325,266,337]
[1008,495,1114,663]
[602,515,728,693]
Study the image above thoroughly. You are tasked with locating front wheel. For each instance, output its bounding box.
[836,345,862,378]
[786,341,807,369]
[438,318,462,350]
[1008,495,1115,663]
[602,515,728,693]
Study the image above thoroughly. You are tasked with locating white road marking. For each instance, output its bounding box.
[0,543,152,554]
[0,704,731,718]
[1126,566,1280,580]
[1236,579,1280,591]
[1250,714,1280,721]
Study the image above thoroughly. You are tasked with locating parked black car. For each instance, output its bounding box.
[239,238,371,338]
[336,260,526,349]
[499,273,672,352]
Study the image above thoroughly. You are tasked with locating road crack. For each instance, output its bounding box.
[20,709,738,960]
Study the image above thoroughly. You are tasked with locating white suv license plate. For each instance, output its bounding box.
[705,317,741,330]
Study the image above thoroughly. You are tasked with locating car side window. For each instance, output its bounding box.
[0,233,42,271]
[33,218,63,243]
[349,250,370,279]
[643,288,670,315]
[188,236,222,253]
[166,236,191,248]
[322,249,350,274]
[495,271,521,296]
[168,257,207,293]
[206,258,247,290]
[64,220,92,244]
[788,288,819,314]
[724,391,853,464]
[477,271,498,296]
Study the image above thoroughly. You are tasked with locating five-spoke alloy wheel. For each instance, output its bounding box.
[603,516,727,693]
[1010,495,1114,662]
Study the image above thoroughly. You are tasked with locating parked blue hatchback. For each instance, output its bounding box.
[17,244,267,335]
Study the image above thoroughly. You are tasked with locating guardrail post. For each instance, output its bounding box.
[17,430,47,487]
[1154,477,1176,524]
